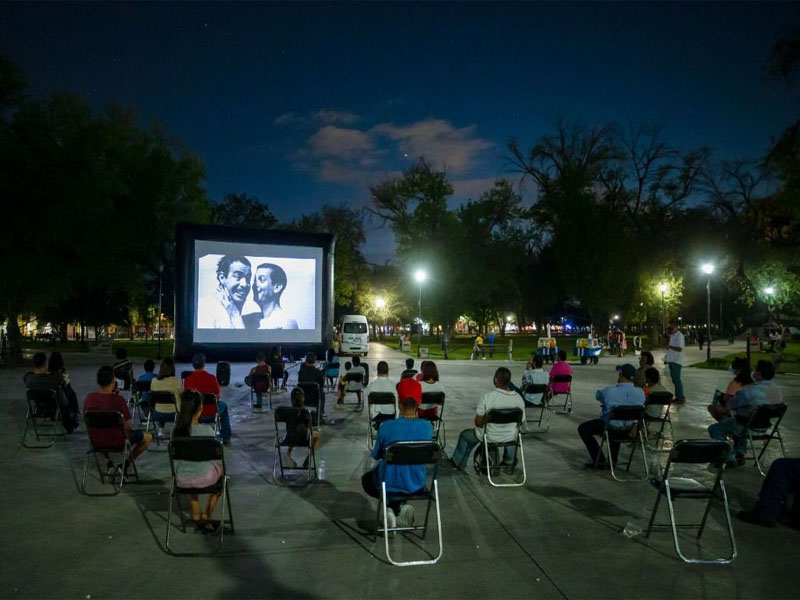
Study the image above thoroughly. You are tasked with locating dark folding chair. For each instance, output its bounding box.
[739,403,788,476]
[198,393,221,436]
[375,441,443,567]
[324,361,341,390]
[342,372,365,408]
[419,391,446,447]
[272,406,317,485]
[522,384,549,432]
[180,370,192,381]
[645,439,737,564]
[22,389,64,448]
[248,373,272,412]
[296,382,324,428]
[113,364,133,392]
[548,374,573,413]
[166,437,234,553]
[81,410,140,495]
[131,379,152,428]
[271,362,287,392]
[480,407,526,487]
[148,390,179,445]
[367,392,397,450]
[643,391,675,450]
[595,405,649,482]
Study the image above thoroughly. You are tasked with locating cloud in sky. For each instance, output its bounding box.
[274,109,361,127]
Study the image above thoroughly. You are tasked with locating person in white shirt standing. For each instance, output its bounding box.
[664,321,686,404]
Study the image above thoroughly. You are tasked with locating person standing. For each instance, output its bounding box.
[664,321,686,404]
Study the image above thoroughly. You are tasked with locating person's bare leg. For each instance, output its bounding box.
[312,431,320,451]
[204,493,220,523]
[190,494,202,522]
[131,433,153,460]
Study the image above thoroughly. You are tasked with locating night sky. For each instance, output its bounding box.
[2,2,799,262]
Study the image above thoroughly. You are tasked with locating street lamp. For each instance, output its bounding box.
[157,262,164,359]
[764,286,775,321]
[701,263,714,361]
[375,296,386,339]
[414,269,426,357]
[658,283,668,334]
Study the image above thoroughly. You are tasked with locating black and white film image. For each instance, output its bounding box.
[197,254,316,330]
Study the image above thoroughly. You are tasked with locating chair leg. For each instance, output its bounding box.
[645,487,664,538]
[165,479,176,553]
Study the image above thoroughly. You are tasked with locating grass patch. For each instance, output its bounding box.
[691,343,800,375]
[111,339,174,360]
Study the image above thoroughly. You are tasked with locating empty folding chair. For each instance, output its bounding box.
[81,410,140,495]
[367,392,397,450]
[296,382,324,428]
[476,407,526,487]
[643,390,675,450]
[522,383,549,432]
[272,406,317,484]
[740,403,788,477]
[548,374,573,413]
[645,439,737,564]
[595,405,649,482]
[166,437,234,553]
[248,373,272,412]
[419,391,446,447]
[374,441,443,567]
[22,389,65,448]
[198,393,221,436]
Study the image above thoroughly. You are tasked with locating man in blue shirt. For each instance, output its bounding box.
[709,360,783,466]
[362,378,432,530]
[578,363,645,468]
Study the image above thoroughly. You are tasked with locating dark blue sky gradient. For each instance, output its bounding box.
[2,2,798,261]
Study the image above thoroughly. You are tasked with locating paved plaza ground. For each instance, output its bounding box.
[2,341,798,599]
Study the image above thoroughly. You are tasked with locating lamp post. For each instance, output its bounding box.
[658,283,668,335]
[157,262,164,359]
[414,270,426,357]
[375,296,386,340]
[764,286,775,320]
[701,263,714,361]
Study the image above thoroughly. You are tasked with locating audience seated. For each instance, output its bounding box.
[283,387,321,469]
[451,367,524,470]
[337,356,365,409]
[366,360,396,425]
[519,355,549,406]
[643,367,669,419]
[633,351,655,388]
[707,357,753,422]
[150,358,183,436]
[298,351,326,420]
[136,358,157,402]
[322,348,340,388]
[112,348,134,391]
[268,346,289,391]
[362,378,432,529]
[708,360,783,467]
[24,352,77,433]
[578,363,645,469]
[47,351,80,431]
[245,351,272,409]
[173,389,225,533]
[738,458,800,529]
[85,365,152,477]
[414,360,429,382]
[549,350,573,394]
[400,358,417,380]
[418,361,444,418]
[183,353,232,444]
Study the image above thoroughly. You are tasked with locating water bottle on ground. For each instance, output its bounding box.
[621,521,642,539]
[318,460,327,481]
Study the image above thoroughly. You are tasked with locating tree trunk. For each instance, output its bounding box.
[5,312,23,364]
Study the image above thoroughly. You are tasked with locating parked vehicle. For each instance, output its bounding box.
[340,315,369,356]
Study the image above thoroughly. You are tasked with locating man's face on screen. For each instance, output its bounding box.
[219,261,251,305]
[254,268,281,304]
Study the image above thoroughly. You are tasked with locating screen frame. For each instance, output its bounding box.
[174,223,335,361]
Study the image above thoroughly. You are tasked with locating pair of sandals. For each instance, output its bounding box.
[193,516,220,534]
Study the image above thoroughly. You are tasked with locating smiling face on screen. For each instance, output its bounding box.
[218,260,252,306]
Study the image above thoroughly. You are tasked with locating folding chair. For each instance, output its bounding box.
[342,372,364,408]
[375,441,443,567]
[81,410,140,495]
[131,379,152,428]
[271,362,287,392]
[324,361,340,390]
[595,405,649,482]
[643,391,675,450]
[248,373,272,412]
[548,374,573,413]
[367,392,397,450]
[419,391,446,447]
[148,390,178,446]
[480,407,526,487]
[166,437,234,553]
[114,365,133,392]
[272,406,317,485]
[296,382,324,428]
[522,384,549,432]
[645,439,737,564]
[22,388,65,448]
[740,403,788,477]
[198,393,221,436]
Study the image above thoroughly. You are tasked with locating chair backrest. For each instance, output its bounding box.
[400,369,417,380]
[169,436,224,462]
[250,373,270,393]
[134,379,152,394]
[420,391,446,407]
[485,407,524,425]
[273,406,312,445]
[346,372,364,384]
[368,392,396,406]
[274,405,312,424]
[84,410,127,451]
[384,440,440,465]
[324,362,340,376]
[26,389,59,418]
[180,370,192,381]
[669,439,730,465]
[150,390,177,410]
[645,391,674,406]
[113,365,131,381]
[550,374,572,384]
[296,382,321,406]
[745,403,787,430]
[524,383,548,394]
[607,405,646,421]
[201,393,218,417]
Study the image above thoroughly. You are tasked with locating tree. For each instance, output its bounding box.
[210,192,277,229]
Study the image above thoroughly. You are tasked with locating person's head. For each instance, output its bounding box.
[730,357,753,384]
[216,255,252,307]
[115,347,127,360]
[253,263,287,307]
[256,350,266,363]
[174,389,203,437]
[405,358,414,370]
[616,363,637,383]
[143,359,155,373]
[493,367,512,389]
[344,361,352,371]
[377,361,389,376]
[291,387,305,407]
[47,351,65,373]
[421,360,439,382]
[639,351,654,368]
[96,365,115,390]
[269,346,279,357]
[305,352,316,365]
[557,350,567,362]
[192,353,206,370]
[158,357,176,379]
[753,360,775,381]
[353,355,361,366]
[326,348,335,362]
[32,352,47,370]
[645,367,660,386]
[533,354,544,369]
[668,320,679,334]
[396,378,422,416]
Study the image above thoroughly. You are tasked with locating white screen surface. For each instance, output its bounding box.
[193,239,323,344]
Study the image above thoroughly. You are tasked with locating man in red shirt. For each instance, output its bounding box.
[183,353,232,443]
[85,365,152,476]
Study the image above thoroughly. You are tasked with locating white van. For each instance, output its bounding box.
[340,315,369,356]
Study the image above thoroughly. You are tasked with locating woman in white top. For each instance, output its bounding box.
[418,361,445,418]
[150,358,183,435]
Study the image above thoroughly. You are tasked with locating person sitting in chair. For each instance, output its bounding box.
[245,351,272,409]
[298,351,326,421]
[112,347,134,391]
[400,358,417,380]
[643,367,670,420]
[183,353,233,444]
[150,357,183,438]
[267,346,289,391]
[283,387,321,469]
[516,354,549,406]
[365,360,397,427]
[549,350,573,395]
[738,458,800,529]
[24,352,77,433]
[707,357,753,422]
[362,378,432,530]
[337,356,365,410]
